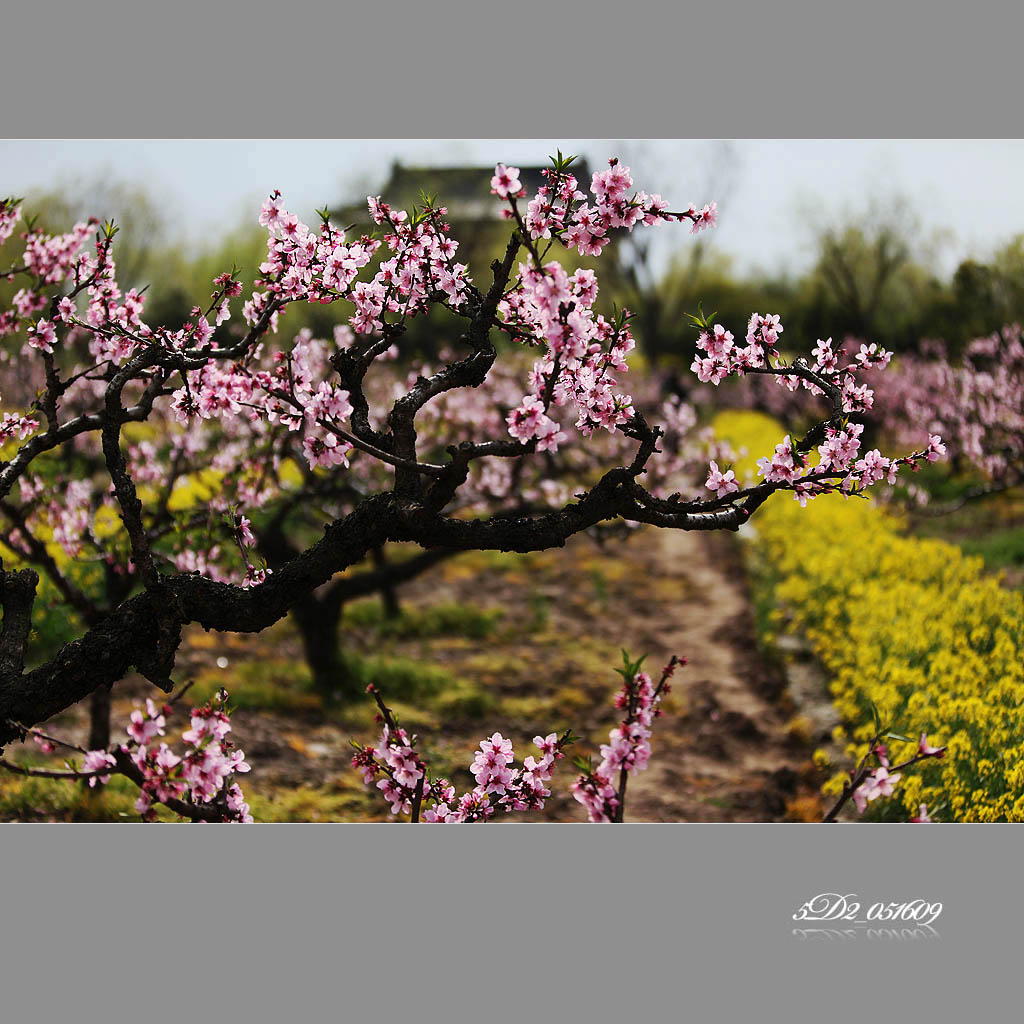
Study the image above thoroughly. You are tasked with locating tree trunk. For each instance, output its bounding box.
[371,545,401,619]
[292,590,360,703]
[81,684,112,792]
[88,684,112,751]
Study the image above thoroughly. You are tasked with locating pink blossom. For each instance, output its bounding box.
[926,435,947,462]
[243,564,270,589]
[302,430,352,469]
[0,413,40,442]
[28,319,56,354]
[490,164,523,200]
[855,342,892,368]
[127,699,166,745]
[31,732,56,754]
[854,766,902,815]
[235,514,255,546]
[82,750,116,787]
[811,337,838,372]
[691,201,718,233]
[854,448,891,485]
[756,435,798,483]
[705,460,739,498]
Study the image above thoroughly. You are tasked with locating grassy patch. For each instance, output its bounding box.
[431,680,496,720]
[0,774,177,822]
[344,598,503,639]
[496,693,561,722]
[959,529,1024,576]
[189,658,322,713]
[527,588,551,631]
[911,487,1024,581]
[337,650,463,704]
[248,784,381,822]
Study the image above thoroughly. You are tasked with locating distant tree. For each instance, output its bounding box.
[797,197,951,353]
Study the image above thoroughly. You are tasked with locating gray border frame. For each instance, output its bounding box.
[2,2,1021,136]
[2,0,1022,1015]
[1,824,1018,1016]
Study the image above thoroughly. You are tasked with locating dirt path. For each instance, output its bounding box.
[616,527,812,820]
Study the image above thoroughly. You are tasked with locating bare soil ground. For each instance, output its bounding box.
[614,528,816,821]
[5,526,823,822]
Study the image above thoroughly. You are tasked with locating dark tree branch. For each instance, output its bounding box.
[386,232,521,498]
[0,564,38,678]
[0,493,392,745]
[101,352,163,585]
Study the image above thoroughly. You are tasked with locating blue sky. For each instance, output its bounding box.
[3,140,1023,279]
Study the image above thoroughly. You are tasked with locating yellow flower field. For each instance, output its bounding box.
[714,410,1024,822]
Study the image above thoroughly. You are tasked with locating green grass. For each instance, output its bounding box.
[431,679,496,719]
[190,658,323,713]
[909,484,1024,582]
[0,773,386,823]
[0,774,178,822]
[958,530,1024,575]
[248,784,381,822]
[344,598,503,639]
[527,589,551,630]
[336,652,494,721]
[741,538,791,675]
[186,641,496,722]
[900,464,985,505]
[339,650,458,701]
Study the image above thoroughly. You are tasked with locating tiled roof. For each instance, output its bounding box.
[334,160,592,224]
